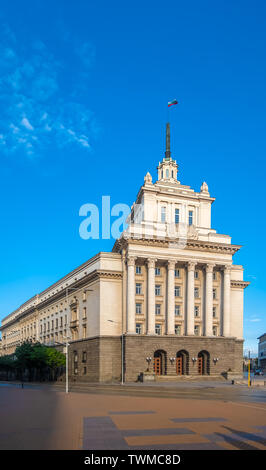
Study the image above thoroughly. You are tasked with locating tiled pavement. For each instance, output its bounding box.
[82,412,266,450]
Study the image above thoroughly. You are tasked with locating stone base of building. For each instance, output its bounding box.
[124,334,243,383]
[63,334,243,384]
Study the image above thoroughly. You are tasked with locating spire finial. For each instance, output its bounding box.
[165,122,171,160]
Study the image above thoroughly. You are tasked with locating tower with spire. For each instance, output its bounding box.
[157,123,179,183]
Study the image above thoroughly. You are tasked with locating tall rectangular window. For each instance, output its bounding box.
[194,325,200,336]
[155,285,161,296]
[155,324,162,335]
[175,325,181,335]
[194,287,199,298]
[175,208,180,224]
[213,306,217,318]
[155,304,161,315]
[175,269,180,278]
[161,206,166,223]
[155,267,161,276]
[213,289,217,300]
[136,323,142,334]
[213,326,217,336]
[136,303,142,314]
[188,210,193,226]
[175,305,181,316]
[136,283,142,294]
[194,271,199,279]
[175,286,181,297]
[194,306,200,317]
[136,266,142,274]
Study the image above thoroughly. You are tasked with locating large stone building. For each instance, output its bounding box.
[258,333,266,372]
[0,124,249,381]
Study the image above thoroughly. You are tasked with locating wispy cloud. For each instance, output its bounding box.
[249,318,261,322]
[0,25,97,156]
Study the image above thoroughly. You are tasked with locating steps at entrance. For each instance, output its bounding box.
[155,375,226,382]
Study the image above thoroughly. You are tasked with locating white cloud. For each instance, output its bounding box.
[21,117,34,131]
[250,318,261,322]
[0,24,97,157]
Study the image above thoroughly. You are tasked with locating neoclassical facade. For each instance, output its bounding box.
[0,124,249,381]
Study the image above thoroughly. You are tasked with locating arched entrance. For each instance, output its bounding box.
[176,350,189,375]
[153,350,167,375]
[198,350,210,375]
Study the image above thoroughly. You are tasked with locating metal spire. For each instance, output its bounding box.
[165,122,171,160]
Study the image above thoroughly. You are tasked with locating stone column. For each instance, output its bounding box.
[167,259,176,335]
[186,261,196,335]
[223,266,231,337]
[147,258,156,335]
[127,256,136,334]
[205,264,214,336]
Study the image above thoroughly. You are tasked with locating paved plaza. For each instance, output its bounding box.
[0,382,265,450]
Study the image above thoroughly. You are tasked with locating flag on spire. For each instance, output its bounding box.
[168,99,178,107]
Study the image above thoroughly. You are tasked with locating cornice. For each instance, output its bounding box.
[230,280,250,289]
[113,236,241,255]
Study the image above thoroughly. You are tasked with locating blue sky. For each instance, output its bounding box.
[0,0,265,355]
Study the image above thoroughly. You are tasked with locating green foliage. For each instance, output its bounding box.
[45,348,66,369]
[0,354,16,370]
[13,341,65,372]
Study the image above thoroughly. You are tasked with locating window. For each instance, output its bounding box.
[166,169,169,178]
[213,272,216,280]
[82,351,87,362]
[194,271,199,279]
[175,325,181,335]
[155,324,162,335]
[213,326,217,336]
[213,306,217,318]
[136,283,142,295]
[194,287,199,298]
[74,367,78,375]
[136,303,142,314]
[161,170,163,179]
[74,351,78,362]
[213,289,217,300]
[155,285,161,296]
[136,323,142,334]
[83,326,87,339]
[172,170,174,178]
[56,318,58,328]
[194,325,200,336]
[194,306,200,317]
[175,269,180,278]
[136,266,142,274]
[155,267,161,276]
[83,367,87,375]
[83,307,87,319]
[175,208,180,224]
[175,286,181,297]
[175,305,181,316]
[188,210,193,226]
[83,291,87,301]
[155,304,161,315]
[161,206,166,223]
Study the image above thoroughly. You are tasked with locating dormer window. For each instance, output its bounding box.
[172,170,174,178]
[166,169,169,178]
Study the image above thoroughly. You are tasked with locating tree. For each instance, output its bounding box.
[0,354,16,380]
[45,348,66,381]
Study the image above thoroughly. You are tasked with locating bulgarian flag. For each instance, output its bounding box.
[168,99,178,107]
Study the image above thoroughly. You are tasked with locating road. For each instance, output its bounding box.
[0,381,265,450]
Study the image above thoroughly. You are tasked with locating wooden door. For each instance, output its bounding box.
[176,357,182,375]
[198,357,203,375]
[154,357,161,375]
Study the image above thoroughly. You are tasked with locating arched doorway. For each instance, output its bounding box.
[176,350,189,375]
[153,350,167,375]
[198,350,210,375]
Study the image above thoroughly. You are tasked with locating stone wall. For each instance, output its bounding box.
[124,335,243,382]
